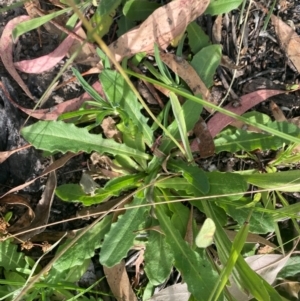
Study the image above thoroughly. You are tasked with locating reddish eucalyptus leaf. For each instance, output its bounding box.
[2,81,103,120]
[190,89,291,152]
[0,16,34,99]
[14,23,82,74]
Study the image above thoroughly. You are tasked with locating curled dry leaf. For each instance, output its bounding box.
[14,169,57,241]
[14,23,82,74]
[271,14,300,73]
[103,260,138,301]
[0,16,34,99]
[270,100,287,122]
[68,27,99,66]
[85,0,211,75]
[101,116,123,142]
[3,81,104,120]
[159,52,212,104]
[108,0,210,61]
[193,118,215,157]
[0,152,76,198]
[0,194,35,232]
[0,144,31,164]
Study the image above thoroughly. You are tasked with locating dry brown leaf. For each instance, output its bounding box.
[0,144,31,164]
[225,229,278,250]
[103,261,138,301]
[272,14,300,72]
[108,0,210,62]
[159,52,212,104]
[13,169,57,241]
[193,118,215,157]
[0,152,76,198]
[133,249,145,288]
[0,194,35,232]
[212,14,223,44]
[101,117,122,142]
[0,15,34,99]
[184,206,193,246]
[68,27,98,66]
[270,100,287,122]
[0,80,104,120]
[278,281,300,299]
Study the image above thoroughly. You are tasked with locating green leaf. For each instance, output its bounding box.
[12,7,71,39]
[156,206,222,300]
[215,118,300,153]
[187,22,211,53]
[117,15,136,36]
[205,0,243,16]
[191,45,222,87]
[100,70,153,146]
[47,216,112,282]
[278,257,300,278]
[71,68,107,106]
[21,121,150,160]
[89,12,113,39]
[195,218,216,248]
[169,92,193,160]
[97,0,122,16]
[151,96,202,163]
[100,193,148,267]
[168,159,210,194]
[204,201,282,301]
[144,230,174,285]
[0,240,26,271]
[123,0,160,21]
[241,170,300,192]
[56,174,144,205]
[169,202,190,237]
[220,203,275,234]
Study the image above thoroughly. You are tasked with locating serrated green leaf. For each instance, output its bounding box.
[123,0,160,21]
[191,45,222,87]
[21,121,150,160]
[241,170,300,192]
[215,118,300,153]
[156,206,222,300]
[0,240,26,271]
[205,0,243,16]
[219,203,275,234]
[187,22,211,53]
[100,193,147,267]
[47,215,112,282]
[144,230,174,285]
